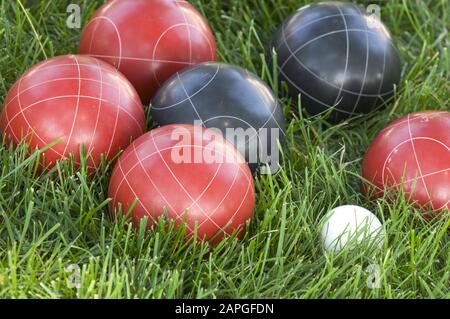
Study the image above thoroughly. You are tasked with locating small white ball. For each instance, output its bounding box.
[320,205,384,253]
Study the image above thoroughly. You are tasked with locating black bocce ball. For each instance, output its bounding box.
[269,1,401,119]
[150,62,286,173]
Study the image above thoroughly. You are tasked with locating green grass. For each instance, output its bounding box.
[0,0,449,298]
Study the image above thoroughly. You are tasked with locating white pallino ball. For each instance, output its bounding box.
[320,205,384,253]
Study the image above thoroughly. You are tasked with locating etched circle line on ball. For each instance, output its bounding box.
[176,72,204,122]
[3,60,144,132]
[363,111,450,212]
[6,59,80,161]
[60,55,82,158]
[150,64,220,111]
[149,134,227,230]
[274,12,360,52]
[279,19,392,98]
[118,138,252,235]
[116,143,228,234]
[86,58,104,155]
[202,116,264,159]
[150,63,286,172]
[274,2,399,115]
[150,22,215,86]
[112,129,254,235]
[151,63,286,144]
[379,111,449,134]
[380,114,450,210]
[3,61,144,141]
[84,15,124,69]
[240,69,287,136]
[79,0,217,102]
[172,0,215,61]
[1,55,145,170]
[82,3,215,70]
[275,4,396,54]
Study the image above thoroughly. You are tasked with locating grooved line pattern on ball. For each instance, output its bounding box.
[379,114,450,210]
[151,64,221,110]
[407,115,431,201]
[113,130,254,235]
[86,16,123,69]
[350,14,370,114]
[4,62,144,130]
[105,67,122,159]
[113,143,191,230]
[131,143,187,228]
[13,62,68,161]
[275,12,397,52]
[277,10,395,114]
[2,60,56,136]
[86,58,104,154]
[4,57,145,167]
[148,141,227,232]
[175,0,192,64]
[61,55,82,158]
[85,0,215,87]
[150,23,196,86]
[370,24,388,112]
[149,132,248,233]
[332,6,349,107]
[151,64,286,143]
[177,73,203,122]
[280,28,393,97]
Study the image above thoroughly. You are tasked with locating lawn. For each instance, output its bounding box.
[0,0,448,298]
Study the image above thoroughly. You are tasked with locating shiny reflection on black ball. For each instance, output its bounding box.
[151,62,286,173]
[269,1,401,120]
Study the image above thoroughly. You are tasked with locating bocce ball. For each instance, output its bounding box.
[320,205,384,253]
[79,0,217,103]
[151,62,286,173]
[362,111,450,213]
[108,124,255,244]
[0,55,145,171]
[269,1,401,119]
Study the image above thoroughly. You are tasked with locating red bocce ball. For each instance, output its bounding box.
[362,111,450,214]
[78,0,217,103]
[108,124,255,244]
[0,55,145,171]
